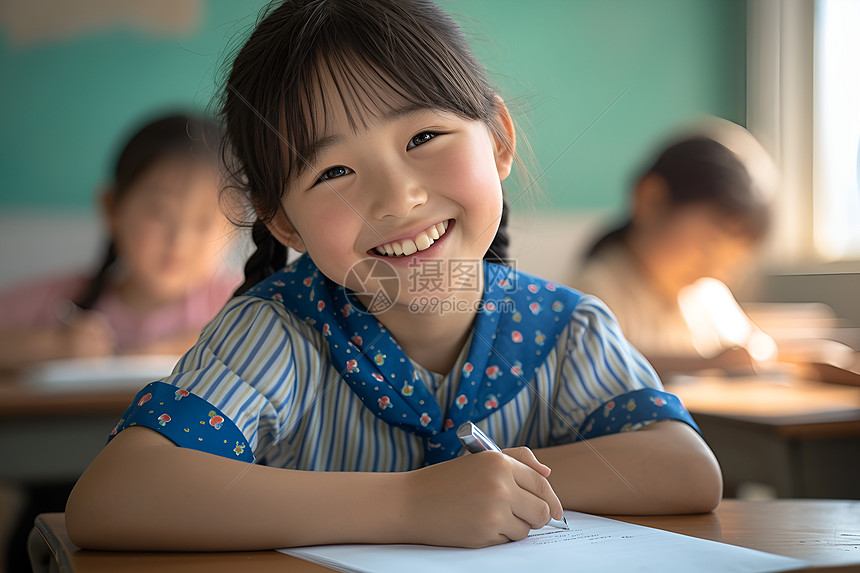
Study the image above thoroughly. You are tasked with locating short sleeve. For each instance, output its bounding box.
[108,296,327,463]
[554,295,699,440]
[109,380,255,462]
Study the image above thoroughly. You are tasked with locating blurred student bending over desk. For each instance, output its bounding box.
[0,112,239,572]
[0,113,239,370]
[571,125,778,377]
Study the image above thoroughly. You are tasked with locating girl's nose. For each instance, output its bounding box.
[365,169,428,220]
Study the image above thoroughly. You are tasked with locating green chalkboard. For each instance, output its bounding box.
[0,0,744,213]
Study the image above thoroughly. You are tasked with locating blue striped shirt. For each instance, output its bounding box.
[110,291,694,471]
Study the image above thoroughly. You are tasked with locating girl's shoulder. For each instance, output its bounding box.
[488,262,590,326]
[497,263,626,346]
[206,289,328,353]
[484,260,605,344]
[487,261,583,300]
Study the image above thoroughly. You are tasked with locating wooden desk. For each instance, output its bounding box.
[0,374,136,482]
[666,375,860,498]
[28,500,860,572]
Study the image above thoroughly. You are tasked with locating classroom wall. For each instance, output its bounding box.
[0,0,746,287]
[0,1,268,209]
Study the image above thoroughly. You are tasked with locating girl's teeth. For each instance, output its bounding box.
[415,232,432,250]
[401,240,418,256]
[375,220,449,257]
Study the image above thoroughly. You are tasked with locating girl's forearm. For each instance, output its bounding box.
[66,426,412,550]
[535,420,722,515]
[66,421,719,551]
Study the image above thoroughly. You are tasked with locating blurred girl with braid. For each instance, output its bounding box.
[67,0,721,552]
[572,127,776,377]
[0,113,238,369]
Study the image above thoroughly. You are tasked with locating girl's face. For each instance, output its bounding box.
[270,85,514,309]
[107,157,229,302]
[635,204,755,300]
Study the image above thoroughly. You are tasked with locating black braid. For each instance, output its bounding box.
[234,220,288,296]
[483,200,511,267]
[73,242,118,310]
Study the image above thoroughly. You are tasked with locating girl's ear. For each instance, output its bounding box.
[266,207,307,253]
[491,96,516,181]
[632,173,671,226]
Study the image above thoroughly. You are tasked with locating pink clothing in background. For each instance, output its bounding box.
[0,272,240,352]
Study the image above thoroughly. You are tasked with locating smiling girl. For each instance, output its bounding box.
[66,0,721,551]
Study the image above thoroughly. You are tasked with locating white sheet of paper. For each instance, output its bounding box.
[23,355,180,392]
[281,511,806,573]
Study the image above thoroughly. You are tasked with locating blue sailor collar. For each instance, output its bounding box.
[247,254,581,465]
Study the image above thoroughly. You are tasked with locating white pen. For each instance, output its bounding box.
[457,421,570,531]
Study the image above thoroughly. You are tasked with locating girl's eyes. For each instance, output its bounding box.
[317,165,354,184]
[407,131,437,150]
[314,130,440,185]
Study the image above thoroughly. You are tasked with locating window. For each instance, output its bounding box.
[748,0,860,265]
[813,0,860,260]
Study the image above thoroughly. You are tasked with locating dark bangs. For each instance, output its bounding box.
[220,0,504,225]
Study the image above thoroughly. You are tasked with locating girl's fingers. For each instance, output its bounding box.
[407,451,562,547]
[503,446,552,478]
[502,449,563,521]
[510,463,563,525]
[510,491,554,531]
[503,447,563,521]
[498,513,534,543]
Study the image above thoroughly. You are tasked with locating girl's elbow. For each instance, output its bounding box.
[65,488,98,549]
[678,424,724,512]
[684,451,724,513]
[703,461,724,511]
[691,473,723,513]
[65,476,121,550]
[66,515,95,550]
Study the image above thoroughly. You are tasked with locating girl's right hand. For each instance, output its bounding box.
[402,446,563,548]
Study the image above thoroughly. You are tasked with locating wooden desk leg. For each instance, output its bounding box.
[29,514,72,573]
[27,524,58,573]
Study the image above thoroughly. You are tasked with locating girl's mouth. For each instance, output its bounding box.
[370,219,451,258]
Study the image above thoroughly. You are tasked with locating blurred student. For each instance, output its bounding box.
[0,112,239,571]
[571,131,776,376]
[0,113,238,370]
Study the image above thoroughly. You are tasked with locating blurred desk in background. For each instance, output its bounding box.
[666,374,860,499]
[0,356,174,482]
[0,375,133,482]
